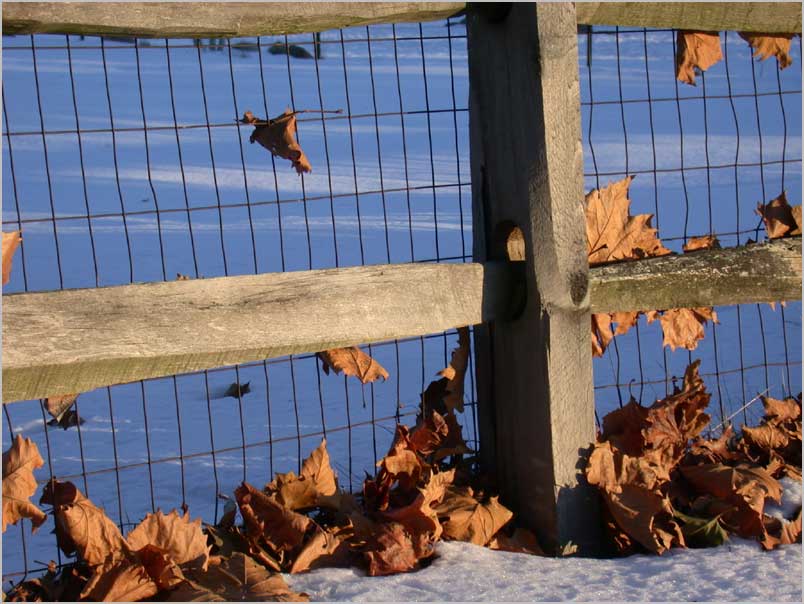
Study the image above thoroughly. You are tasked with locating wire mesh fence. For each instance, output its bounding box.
[2,17,801,582]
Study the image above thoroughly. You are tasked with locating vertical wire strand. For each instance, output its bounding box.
[138,382,157,512]
[2,97,29,291]
[202,371,221,524]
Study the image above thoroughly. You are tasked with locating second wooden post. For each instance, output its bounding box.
[467,2,600,555]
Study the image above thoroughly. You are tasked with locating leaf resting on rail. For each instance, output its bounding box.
[2,230,22,286]
[241,110,312,174]
[756,191,802,239]
[317,347,389,384]
[739,33,795,69]
[676,31,723,86]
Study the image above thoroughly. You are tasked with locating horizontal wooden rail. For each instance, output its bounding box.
[2,2,800,37]
[2,239,800,403]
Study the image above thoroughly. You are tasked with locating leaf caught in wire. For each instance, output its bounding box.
[2,230,22,286]
[241,110,312,174]
[317,347,389,384]
[739,32,795,69]
[675,31,723,86]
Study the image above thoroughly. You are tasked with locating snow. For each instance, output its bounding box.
[766,477,803,521]
[286,540,802,602]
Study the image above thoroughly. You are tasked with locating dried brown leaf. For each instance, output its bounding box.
[235,482,312,554]
[434,485,513,546]
[2,230,22,286]
[585,176,671,266]
[488,527,544,555]
[2,435,46,533]
[586,441,671,493]
[437,327,470,413]
[683,235,720,252]
[646,307,718,352]
[80,557,158,602]
[242,110,312,174]
[39,480,129,565]
[761,396,801,424]
[126,509,211,571]
[676,31,723,86]
[289,526,351,574]
[600,398,649,456]
[169,552,309,601]
[266,439,338,511]
[317,346,389,384]
[739,32,795,69]
[756,191,802,238]
[604,485,685,554]
[363,523,419,577]
[591,313,615,358]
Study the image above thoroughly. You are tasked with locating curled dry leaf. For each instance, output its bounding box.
[676,31,723,86]
[266,439,338,511]
[434,485,513,546]
[2,230,22,286]
[168,552,309,601]
[45,394,78,424]
[761,507,802,550]
[756,191,802,239]
[488,527,544,555]
[408,407,471,463]
[40,480,129,566]
[2,435,46,533]
[646,307,718,352]
[241,110,312,174]
[80,556,158,602]
[235,481,312,554]
[761,395,801,424]
[318,346,389,384]
[289,526,352,574]
[739,32,795,69]
[126,509,210,571]
[585,176,670,266]
[363,522,419,577]
[437,327,470,413]
[604,485,685,554]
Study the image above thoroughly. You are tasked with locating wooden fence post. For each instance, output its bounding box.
[468,2,600,555]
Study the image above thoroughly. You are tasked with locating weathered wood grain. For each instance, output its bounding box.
[1,2,465,37]
[575,2,801,33]
[3,2,799,37]
[467,3,600,555]
[591,238,802,313]
[2,262,515,404]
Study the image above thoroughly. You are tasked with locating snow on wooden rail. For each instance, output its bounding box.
[2,238,800,404]
[2,2,800,37]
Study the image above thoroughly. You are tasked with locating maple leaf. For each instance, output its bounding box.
[235,481,312,555]
[756,191,802,238]
[682,235,720,252]
[2,435,46,533]
[586,441,671,494]
[40,480,130,565]
[317,346,389,384]
[408,407,472,462]
[437,327,470,413]
[45,394,78,424]
[126,509,211,571]
[168,552,309,601]
[761,508,802,550]
[761,395,801,423]
[434,485,513,546]
[241,110,312,174]
[585,176,671,266]
[606,485,685,554]
[289,525,352,574]
[646,307,718,352]
[600,397,650,456]
[676,31,723,86]
[80,556,159,602]
[739,32,795,69]
[266,439,338,511]
[2,230,22,286]
[688,425,741,465]
[372,425,427,500]
[363,522,419,577]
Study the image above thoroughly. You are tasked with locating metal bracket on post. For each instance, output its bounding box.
[467,2,601,555]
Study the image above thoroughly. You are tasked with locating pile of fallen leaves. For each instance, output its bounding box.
[587,360,802,556]
[2,329,541,602]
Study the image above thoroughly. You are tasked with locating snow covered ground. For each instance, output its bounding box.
[286,539,802,602]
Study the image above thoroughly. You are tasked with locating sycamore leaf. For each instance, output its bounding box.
[266,439,338,511]
[168,552,309,601]
[586,441,671,493]
[317,347,389,384]
[437,327,470,413]
[761,396,801,423]
[761,508,801,550]
[683,235,720,252]
[604,485,685,554]
[39,480,129,565]
[241,110,312,175]
[689,426,741,464]
[742,424,790,453]
[289,526,351,574]
[434,485,513,546]
[585,176,671,266]
[591,313,615,358]
[739,33,795,69]
[673,509,730,548]
[235,482,312,554]
[756,191,802,239]
[2,230,22,286]
[363,522,420,577]
[676,31,723,86]
[126,509,211,571]
[600,398,650,456]
[2,435,46,533]
[408,407,471,462]
[646,307,718,352]
[375,425,427,496]
[488,527,544,555]
[44,394,78,424]
[80,557,158,602]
